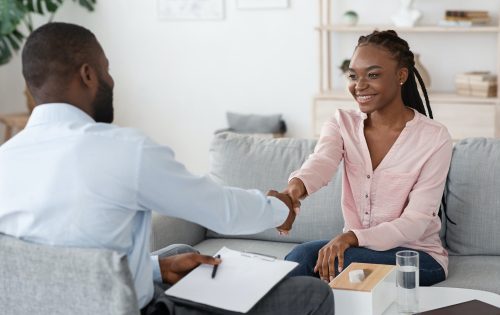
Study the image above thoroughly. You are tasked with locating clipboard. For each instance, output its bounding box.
[164,247,298,313]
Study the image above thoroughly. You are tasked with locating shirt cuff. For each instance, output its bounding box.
[268,196,289,226]
[151,255,162,283]
[350,229,366,247]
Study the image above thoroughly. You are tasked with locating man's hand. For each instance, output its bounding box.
[314,231,359,282]
[159,253,221,284]
[267,190,296,235]
[282,177,307,214]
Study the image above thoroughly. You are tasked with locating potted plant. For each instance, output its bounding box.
[0,0,96,65]
[0,0,96,111]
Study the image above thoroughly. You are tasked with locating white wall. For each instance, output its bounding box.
[0,0,497,174]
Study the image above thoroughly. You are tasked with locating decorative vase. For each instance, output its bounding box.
[342,11,358,26]
[414,53,431,90]
[391,0,422,27]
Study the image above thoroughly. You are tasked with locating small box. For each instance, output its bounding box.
[329,263,396,315]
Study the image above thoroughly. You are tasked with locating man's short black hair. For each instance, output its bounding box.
[22,22,101,90]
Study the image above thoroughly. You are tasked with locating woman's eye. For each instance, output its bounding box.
[368,73,379,79]
[347,73,357,81]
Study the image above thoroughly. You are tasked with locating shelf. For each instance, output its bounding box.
[316,25,500,33]
[315,90,500,104]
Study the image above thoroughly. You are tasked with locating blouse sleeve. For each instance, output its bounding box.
[289,111,344,195]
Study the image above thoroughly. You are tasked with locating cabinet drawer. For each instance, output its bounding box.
[432,103,496,140]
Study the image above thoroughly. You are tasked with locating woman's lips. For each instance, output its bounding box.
[356,94,376,104]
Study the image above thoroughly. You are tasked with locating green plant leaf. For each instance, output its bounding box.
[74,0,95,12]
[0,0,96,67]
[0,36,13,65]
[0,0,27,34]
[44,0,59,12]
[23,0,63,14]
[24,0,34,12]
[12,29,24,41]
[5,31,21,50]
[0,30,23,64]
[36,0,43,14]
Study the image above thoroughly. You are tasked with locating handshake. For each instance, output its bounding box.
[266,177,307,235]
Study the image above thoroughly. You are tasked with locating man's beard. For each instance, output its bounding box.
[92,76,114,123]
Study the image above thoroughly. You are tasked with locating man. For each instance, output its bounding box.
[0,23,334,314]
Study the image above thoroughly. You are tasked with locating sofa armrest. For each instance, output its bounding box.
[150,213,206,252]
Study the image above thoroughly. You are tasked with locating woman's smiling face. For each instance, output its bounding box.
[346,44,408,114]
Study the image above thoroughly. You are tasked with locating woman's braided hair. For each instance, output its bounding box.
[356,30,433,119]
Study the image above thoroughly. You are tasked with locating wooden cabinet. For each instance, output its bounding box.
[313,0,500,140]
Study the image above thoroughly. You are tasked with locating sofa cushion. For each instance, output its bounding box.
[433,255,500,294]
[0,234,139,315]
[208,133,344,243]
[226,112,284,134]
[445,138,500,255]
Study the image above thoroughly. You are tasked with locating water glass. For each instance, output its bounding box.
[396,250,419,313]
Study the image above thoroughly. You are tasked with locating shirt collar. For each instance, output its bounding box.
[359,107,420,127]
[25,103,96,128]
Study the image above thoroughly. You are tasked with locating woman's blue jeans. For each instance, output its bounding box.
[285,240,445,286]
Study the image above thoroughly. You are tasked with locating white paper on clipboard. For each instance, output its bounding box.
[164,246,298,313]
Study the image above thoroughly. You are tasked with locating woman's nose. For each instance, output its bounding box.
[355,77,368,91]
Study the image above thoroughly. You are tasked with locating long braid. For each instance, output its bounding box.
[413,68,433,119]
[356,30,455,224]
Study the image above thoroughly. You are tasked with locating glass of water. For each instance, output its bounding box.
[396,250,419,313]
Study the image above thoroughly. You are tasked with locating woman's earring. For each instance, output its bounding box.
[400,82,404,86]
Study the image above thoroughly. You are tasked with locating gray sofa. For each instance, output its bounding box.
[151,133,500,294]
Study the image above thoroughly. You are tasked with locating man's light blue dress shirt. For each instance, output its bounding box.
[0,104,288,308]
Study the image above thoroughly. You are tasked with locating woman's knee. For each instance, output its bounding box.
[285,243,311,262]
[285,240,326,262]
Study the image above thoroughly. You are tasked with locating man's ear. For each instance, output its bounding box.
[79,63,98,89]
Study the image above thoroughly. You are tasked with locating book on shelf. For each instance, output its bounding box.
[455,72,498,98]
[445,10,489,19]
[457,88,497,98]
[438,20,489,27]
[456,71,496,80]
[442,10,490,26]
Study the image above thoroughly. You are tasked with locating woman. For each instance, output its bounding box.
[281,30,452,286]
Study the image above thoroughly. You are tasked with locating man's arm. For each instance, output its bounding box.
[137,138,290,235]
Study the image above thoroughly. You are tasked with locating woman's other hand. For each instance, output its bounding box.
[314,231,359,282]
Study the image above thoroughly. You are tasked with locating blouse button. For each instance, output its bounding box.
[365,212,369,215]
[365,194,369,198]
[367,175,371,179]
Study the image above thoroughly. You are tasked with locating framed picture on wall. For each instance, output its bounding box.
[236,0,289,10]
[158,0,225,20]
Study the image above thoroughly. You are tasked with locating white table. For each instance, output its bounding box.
[383,287,500,314]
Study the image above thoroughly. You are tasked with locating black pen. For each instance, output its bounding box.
[211,254,221,279]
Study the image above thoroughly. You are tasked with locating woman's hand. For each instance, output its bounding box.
[159,253,221,284]
[314,231,359,282]
[282,177,307,214]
